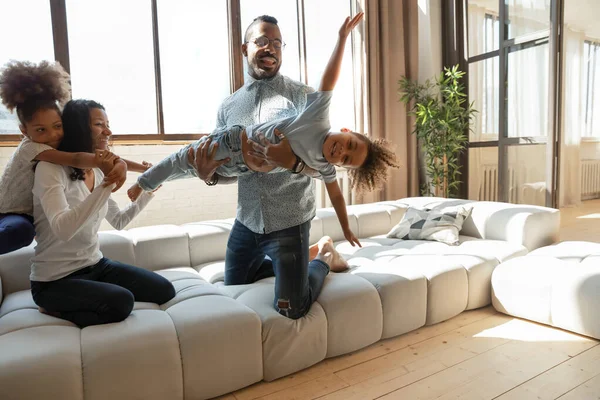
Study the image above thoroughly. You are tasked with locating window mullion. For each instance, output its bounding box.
[151,0,165,136]
[296,0,308,84]
[49,0,71,76]
[227,0,244,92]
[592,43,598,136]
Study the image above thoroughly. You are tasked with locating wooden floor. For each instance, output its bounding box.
[216,200,600,400]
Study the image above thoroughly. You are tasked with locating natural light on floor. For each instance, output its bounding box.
[577,213,600,219]
[474,318,590,343]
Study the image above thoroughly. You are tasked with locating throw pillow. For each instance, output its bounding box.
[386,204,474,245]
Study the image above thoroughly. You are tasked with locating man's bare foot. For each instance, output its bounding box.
[317,236,349,272]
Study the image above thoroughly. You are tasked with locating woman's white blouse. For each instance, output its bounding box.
[31,162,153,282]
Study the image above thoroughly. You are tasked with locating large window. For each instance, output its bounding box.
[481,13,499,138]
[157,0,231,134]
[304,0,356,131]
[0,0,54,134]
[584,40,600,138]
[67,0,158,135]
[0,0,361,141]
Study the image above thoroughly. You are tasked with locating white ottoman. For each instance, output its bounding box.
[492,241,600,339]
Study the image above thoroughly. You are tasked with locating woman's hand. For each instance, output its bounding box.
[339,12,364,39]
[103,159,127,192]
[343,228,362,247]
[247,129,297,170]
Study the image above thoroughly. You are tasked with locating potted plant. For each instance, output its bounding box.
[399,65,477,197]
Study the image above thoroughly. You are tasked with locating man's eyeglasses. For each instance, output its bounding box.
[247,36,286,50]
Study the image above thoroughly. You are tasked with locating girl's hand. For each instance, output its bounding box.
[96,149,120,175]
[343,228,362,247]
[339,12,364,39]
[103,160,127,192]
[141,161,153,171]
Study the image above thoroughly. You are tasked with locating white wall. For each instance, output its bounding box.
[0,143,239,231]
[581,141,600,161]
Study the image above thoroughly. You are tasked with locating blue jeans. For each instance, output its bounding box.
[137,125,248,192]
[31,258,176,328]
[0,213,35,255]
[225,220,330,320]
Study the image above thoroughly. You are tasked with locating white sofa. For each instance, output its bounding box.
[492,241,600,340]
[0,197,560,400]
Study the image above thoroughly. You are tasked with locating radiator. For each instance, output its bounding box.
[582,159,600,200]
[315,167,354,208]
[479,164,518,203]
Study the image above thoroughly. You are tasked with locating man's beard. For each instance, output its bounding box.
[247,59,280,80]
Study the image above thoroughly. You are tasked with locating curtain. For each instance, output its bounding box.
[352,0,420,203]
[559,27,585,207]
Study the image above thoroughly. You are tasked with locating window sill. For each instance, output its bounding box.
[0,134,206,147]
[581,137,600,143]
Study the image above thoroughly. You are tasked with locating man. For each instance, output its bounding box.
[192,16,345,320]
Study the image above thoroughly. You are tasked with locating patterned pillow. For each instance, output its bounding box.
[386,205,474,245]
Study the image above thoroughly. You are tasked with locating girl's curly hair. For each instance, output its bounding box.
[0,60,71,125]
[348,134,400,193]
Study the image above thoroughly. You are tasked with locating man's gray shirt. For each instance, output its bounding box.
[216,73,316,234]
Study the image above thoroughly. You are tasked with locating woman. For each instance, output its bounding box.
[30,99,175,328]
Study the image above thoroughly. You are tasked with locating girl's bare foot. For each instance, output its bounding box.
[317,236,349,272]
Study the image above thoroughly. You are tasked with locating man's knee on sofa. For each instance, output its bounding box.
[276,296,311,320]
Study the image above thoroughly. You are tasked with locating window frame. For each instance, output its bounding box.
[583,39,599,138]
[2,0,358,145]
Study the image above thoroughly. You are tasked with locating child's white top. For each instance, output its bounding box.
[30,162,153,282]
[0,137,54,215]
[245,91,337,183]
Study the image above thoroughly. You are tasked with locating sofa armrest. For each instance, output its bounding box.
[467,203,560,251]
[0,274,3,305]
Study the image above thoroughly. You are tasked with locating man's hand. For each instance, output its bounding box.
[247,129,297,170]
[343,228,362,248]
[187,137,230,181]
[103,159,127,192]
[127,183,143,202]
[95,149,120,176]
[339,12,364,39]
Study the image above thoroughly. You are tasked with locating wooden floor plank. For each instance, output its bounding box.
[495,344,600,399]
[210,395,237,400]
[318,315,512,400]
[334,313,510,386]
[557,373,600,399]
[255,374,347,400]
[378,319,597,400]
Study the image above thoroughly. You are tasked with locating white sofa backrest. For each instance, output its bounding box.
[0,198,560,300]
[315,202,406,242]
[397,197,560,251]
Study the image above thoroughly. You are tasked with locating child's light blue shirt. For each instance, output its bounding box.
[246,91,337,183]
